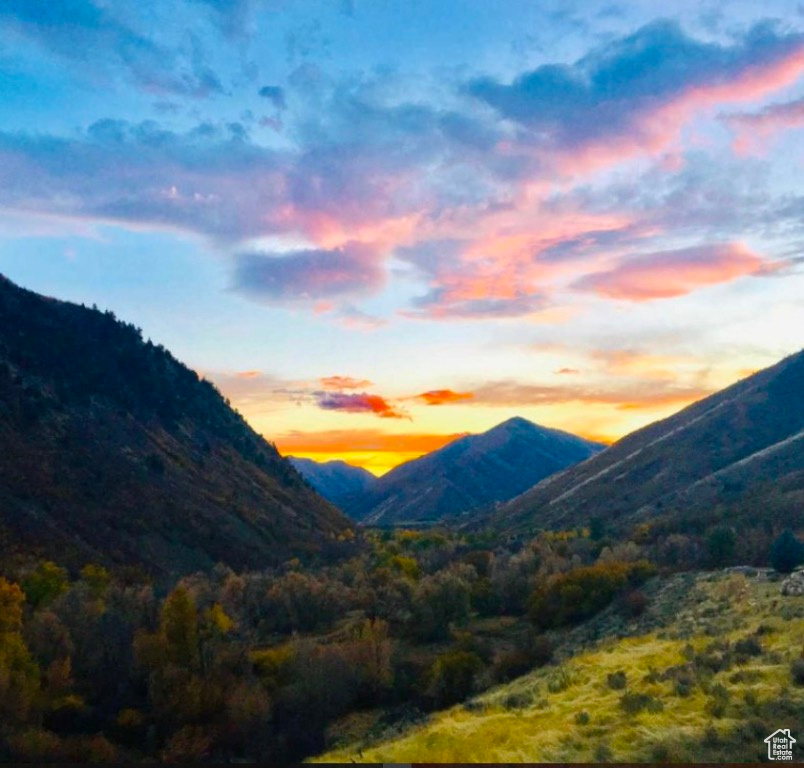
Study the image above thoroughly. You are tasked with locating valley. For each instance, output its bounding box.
[0,276,801,763]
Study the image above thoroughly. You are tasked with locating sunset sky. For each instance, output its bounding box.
[2,0,803,474]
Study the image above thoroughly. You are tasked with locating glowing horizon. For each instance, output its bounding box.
[1,1,802,474]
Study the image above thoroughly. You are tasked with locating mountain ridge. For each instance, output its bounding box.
[492,348,804,535]
[346,417,605,525]
[0,275,352,576]
[288,456,377,509]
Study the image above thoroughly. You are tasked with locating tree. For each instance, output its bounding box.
[0,578,41,725]
[770,530,804,573]
[22,561,69,608]
[706,526,736,567]
[589,516,606,541]
[410,570,472,641]
[427,650,483,707]
[160,587,199,669]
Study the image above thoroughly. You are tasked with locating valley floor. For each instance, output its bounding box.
[313,571,804,763]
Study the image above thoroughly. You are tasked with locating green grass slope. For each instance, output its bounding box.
[315,571,804,763]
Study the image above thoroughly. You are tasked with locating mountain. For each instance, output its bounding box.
[494,349,804,535]
[288,456,377,508]
[0,275,351,576]
[346,417,605,525]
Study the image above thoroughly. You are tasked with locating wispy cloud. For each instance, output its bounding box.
[233,242,385,303]
[320,375,373,389]
[258,84,286,109]
[0,0,225,96]
[724,97,804,152]
[0,15,801,322]
[472,379,713,411]
[468,20,804,170]
[572,243,769,301]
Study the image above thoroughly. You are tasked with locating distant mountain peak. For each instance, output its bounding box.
[492,416,536,432]
[288,456,377,510]
[492,347,804,536]
[345,417,605,526]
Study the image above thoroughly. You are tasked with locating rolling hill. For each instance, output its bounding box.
[0,275,352,576]
[493,349,804,536]
[288,456,377,509]
[316,570,804,763]
[347,417,604,525]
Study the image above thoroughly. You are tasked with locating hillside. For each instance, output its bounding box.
[316,570,804,763]
[347,417,604,525]
[493,349,804,536]
[0,275,351,576]
[288,456,377,509]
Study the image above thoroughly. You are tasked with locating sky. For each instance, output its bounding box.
[1,0,803,474]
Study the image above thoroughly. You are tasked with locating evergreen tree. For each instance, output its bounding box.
[770,530,804,573]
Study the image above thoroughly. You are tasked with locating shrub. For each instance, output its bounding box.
[594,743,613,761]
[502,691,533,710]
[707,683,730,717]
[427,650,484,708]
[694,641,734,675]
[607,670,627,690]
[770,530,804,573]
[734,635,763,660]
[494,633,554,682]
[493,650,533,683]
[575,710,590,725]
[622,589,649,618]
[620,692,664,715]
[527,635,555,667]
[528,560,655,629]
[546,667,573,693]
[791,658,804,687]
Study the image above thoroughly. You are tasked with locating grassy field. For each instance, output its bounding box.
[313,571,804,763]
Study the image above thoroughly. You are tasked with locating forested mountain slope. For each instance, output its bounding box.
[0,275,351,575]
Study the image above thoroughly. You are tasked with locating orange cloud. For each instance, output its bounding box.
[415,389,474,405]
[236,370,262,379]
[573,242,767,301]
[320,375,373,389]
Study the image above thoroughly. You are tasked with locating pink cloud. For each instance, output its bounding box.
[573,242,767,301]
[724,97,804,154]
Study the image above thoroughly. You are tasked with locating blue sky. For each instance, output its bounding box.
[2,0,803,472]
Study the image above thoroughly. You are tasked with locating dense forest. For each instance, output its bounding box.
[1,518,801,763]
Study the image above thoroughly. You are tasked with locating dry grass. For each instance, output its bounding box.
[312,572,804,763]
